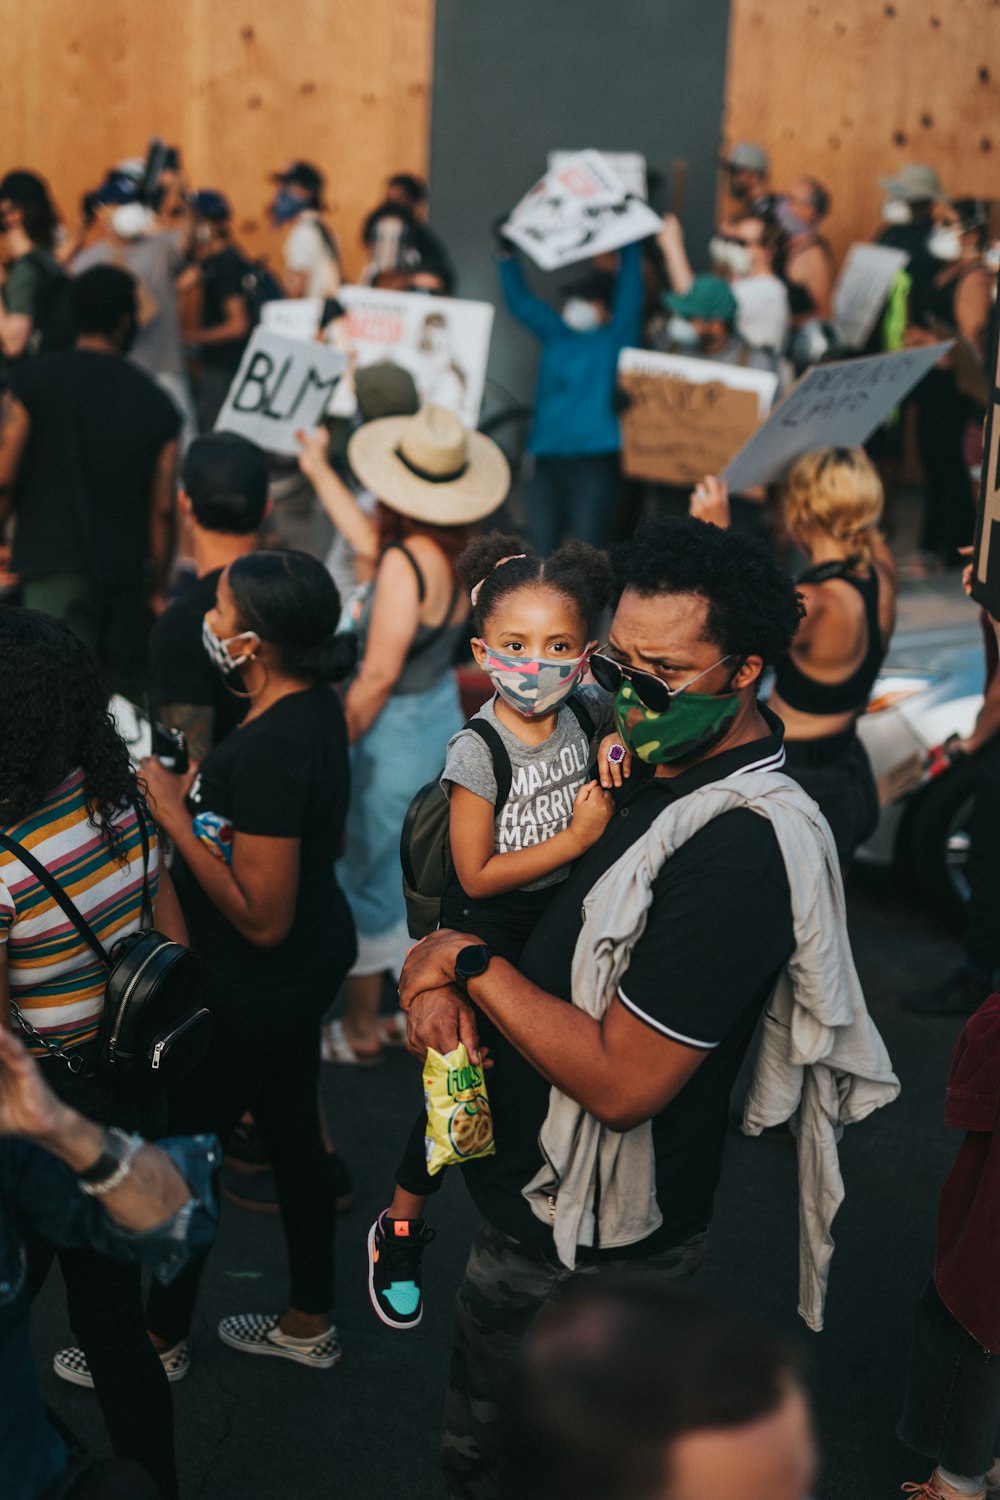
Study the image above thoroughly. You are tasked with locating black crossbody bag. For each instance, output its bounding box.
[0,806,213,1087]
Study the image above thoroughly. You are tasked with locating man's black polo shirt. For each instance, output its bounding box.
[462,708,796,1258]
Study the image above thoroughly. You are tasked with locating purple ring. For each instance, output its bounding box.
[608,744,626,764]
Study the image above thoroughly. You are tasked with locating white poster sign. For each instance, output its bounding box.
[327,286,494,429]
[721,343,952,493]
[215,328,348,456]
[832,244,910,350]
[260,298,324,342]
[548,150,648,201]
[503,150,662,271]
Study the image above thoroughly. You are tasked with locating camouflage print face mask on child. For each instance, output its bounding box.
[477,642,589,719]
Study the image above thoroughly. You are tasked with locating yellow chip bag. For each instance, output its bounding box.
[423,1043,496,1175]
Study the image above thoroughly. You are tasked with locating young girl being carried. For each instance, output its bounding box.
[367,530,616,1329]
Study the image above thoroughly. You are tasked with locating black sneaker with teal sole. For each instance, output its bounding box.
[367,1210,436,1330]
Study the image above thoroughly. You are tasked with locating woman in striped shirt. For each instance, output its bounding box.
[0,607,189,1500]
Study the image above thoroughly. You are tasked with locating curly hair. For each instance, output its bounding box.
[0,608,139,859]
[459,531,613,637]
[612,515,805,666]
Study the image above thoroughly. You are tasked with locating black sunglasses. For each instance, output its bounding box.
[590,650,735,711]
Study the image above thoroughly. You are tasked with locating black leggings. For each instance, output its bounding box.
[395,882,553,1200]
[146,969,349,1343]
[26,1055,176,1500]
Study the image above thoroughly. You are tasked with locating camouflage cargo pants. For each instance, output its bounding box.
[441,1220,707,1499]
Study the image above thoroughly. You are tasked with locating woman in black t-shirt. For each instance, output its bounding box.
[141,549,357,1373]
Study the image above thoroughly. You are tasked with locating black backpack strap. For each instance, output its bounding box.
[563,691,596,742]
[0,830,110,970]
[464,719,512,812]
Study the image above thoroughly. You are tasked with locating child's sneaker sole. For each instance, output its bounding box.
[217,1313,342,1369]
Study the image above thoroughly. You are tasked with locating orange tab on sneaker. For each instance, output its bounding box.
[394,1221,411,1237]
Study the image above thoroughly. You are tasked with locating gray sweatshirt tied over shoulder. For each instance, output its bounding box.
[522,769,900,1331]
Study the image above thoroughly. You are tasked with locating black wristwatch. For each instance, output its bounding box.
[454,944,494,991]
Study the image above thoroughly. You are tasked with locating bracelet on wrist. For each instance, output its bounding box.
[78,1127,144,1197]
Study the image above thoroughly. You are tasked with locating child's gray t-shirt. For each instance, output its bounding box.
[441,686,613,890]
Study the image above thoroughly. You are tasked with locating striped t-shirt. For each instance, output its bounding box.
[0,770,160,1056]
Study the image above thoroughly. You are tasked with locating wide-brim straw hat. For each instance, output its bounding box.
[348,404,510,527]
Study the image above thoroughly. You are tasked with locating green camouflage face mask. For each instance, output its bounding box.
[613,670,741,766]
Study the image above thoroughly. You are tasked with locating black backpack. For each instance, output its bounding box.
[24,251,76,357]
[0,806,213,1087]
[399,695,596,940]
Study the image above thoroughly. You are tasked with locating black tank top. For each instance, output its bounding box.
[772,560,885,717]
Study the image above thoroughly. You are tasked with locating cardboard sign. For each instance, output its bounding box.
[720,343,952,493]
[618,349,778,486]
[547,151,648,201]
[260,298,324,342]
[832,243,909,350]
[215,328,348,456]
[325,286,494,429]
[503,150,663,271]
[971,313,1000,617]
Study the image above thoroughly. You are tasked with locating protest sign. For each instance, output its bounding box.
[832,243,909,350]
[503,150,663,271]
[260,298,323,342]
[720,342,952,493]
[326,286,494,429]
[215,328,348,456]
[618,348,778,487]
[547,151,648,201]
[971,315,1000,617]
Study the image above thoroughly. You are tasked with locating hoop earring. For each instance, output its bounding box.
[223,655,268,700]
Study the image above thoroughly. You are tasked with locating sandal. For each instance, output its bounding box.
[321,1019,383,1066]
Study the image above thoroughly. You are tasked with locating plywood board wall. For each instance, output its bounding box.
[723,0,1000,266]
[0,0,435,279]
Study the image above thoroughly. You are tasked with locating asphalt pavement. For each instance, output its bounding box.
[31,546,985,1500]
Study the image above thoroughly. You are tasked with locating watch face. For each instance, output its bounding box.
[456,944,491,982]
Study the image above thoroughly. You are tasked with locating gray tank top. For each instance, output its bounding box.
[358,542,468,696]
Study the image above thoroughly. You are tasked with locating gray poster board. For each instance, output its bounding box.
[720,343,953,493]
[215,329,348,456]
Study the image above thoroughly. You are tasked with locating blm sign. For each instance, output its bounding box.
[215,328,348,456]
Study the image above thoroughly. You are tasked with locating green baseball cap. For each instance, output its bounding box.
[665,275,738,325]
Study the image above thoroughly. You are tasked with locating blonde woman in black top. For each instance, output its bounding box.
[691,448,897,862]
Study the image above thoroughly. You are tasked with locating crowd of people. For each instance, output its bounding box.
[0,135,998,1500]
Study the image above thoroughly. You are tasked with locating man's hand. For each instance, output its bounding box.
[0,1026,72,1144]
[404,984,485,1065]
[598,733,632,789]
[399,928,483,1011]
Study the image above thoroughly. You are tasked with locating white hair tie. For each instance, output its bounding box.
[470,553,527,607]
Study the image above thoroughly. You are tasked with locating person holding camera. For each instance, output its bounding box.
[0,607,190,1498]
[140,549,357,1373]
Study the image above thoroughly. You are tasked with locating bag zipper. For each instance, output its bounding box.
[151,1039,166,1070]
[108,942,180,1054]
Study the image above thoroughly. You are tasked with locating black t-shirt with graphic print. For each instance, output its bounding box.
[459,709,795,1258]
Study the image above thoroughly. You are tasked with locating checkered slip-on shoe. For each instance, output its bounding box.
[54,1340,190,1388]
[216,1313,342,1369]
